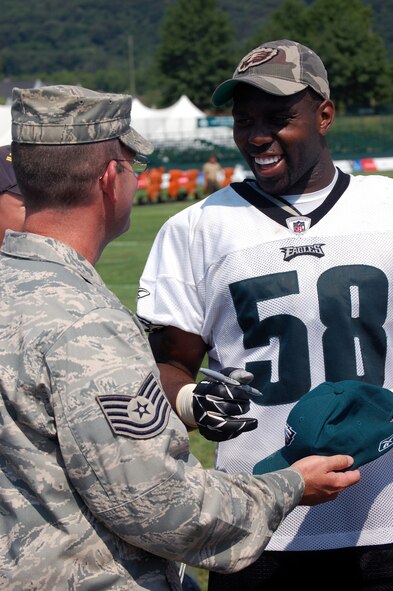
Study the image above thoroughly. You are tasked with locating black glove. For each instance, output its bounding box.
[192,367,259,442]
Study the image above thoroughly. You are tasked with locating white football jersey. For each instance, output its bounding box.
[137,170,393,551]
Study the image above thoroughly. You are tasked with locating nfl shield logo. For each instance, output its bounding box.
[294,220,305,233]
[286,216,311,235]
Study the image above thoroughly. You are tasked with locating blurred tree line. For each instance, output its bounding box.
[0,0,392,113]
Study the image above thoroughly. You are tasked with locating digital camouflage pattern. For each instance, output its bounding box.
[0,231,304,590]
[11,85,154,155]
[212,39,330,106]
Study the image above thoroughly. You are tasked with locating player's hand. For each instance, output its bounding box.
[192,367,259,442]
[292,455,361,506]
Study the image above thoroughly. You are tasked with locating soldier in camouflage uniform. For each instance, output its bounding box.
[0,84,360,590]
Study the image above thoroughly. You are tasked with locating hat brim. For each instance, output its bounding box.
[253,447,293,475]
[120,126,154,156]
[212,77,307,107]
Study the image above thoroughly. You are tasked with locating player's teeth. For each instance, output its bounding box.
[255,156,280,165]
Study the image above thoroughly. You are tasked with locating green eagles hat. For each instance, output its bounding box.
[11,85,154,156]
[212,39,330,107]
[253,381,393,475]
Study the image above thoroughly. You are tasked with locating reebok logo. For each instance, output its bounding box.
[378,434,393,452]
[137,288,150,299]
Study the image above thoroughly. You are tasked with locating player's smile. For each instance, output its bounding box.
[254,153,284,175]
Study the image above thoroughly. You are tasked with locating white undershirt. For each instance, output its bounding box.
[251,168,339,216]
[281,168,339,215]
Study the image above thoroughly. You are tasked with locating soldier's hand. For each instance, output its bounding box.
[293,455,361,506]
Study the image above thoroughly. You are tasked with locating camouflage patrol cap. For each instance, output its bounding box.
[212,39,330,106]
[11,85,154,155]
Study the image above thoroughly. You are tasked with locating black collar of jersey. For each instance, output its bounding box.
[230,168,350,229]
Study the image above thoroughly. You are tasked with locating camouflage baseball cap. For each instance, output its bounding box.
[212,39,330,106]
[11,85,154,155]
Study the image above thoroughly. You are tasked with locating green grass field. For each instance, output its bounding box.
[96,170,393,590]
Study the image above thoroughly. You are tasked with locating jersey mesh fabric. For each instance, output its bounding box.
[137,174,393,551]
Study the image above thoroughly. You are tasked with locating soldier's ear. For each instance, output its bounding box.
[99,160,117,202]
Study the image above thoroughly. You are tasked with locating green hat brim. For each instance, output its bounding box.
[212,77,308,107]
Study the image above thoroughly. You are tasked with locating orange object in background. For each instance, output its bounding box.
[146,167,164,203]
[137,165,239,203]
[185,169,200,198]
[168,169,189,200]
[137,170,149,191]
[221,167,234,187]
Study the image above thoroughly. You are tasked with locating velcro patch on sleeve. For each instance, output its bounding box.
[96,372,171,439]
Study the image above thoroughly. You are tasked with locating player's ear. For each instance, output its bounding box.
[318,99,335,136]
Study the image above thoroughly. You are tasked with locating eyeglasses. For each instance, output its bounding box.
[99,154,149,179]
[116,154,149,175]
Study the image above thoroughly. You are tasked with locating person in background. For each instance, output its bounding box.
[0,144,25,242]
[202,153,224,195]
[0,84,359,591]
[136,39,393,590]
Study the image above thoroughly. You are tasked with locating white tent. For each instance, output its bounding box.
[0,105,11,146]
[133,94,205,121]
[132,94,205,140]
[131,94,233,144]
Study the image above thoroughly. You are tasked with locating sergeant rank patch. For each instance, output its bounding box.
[96,372,171,439]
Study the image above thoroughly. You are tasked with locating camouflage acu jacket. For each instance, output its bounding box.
[0,231,303,590]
